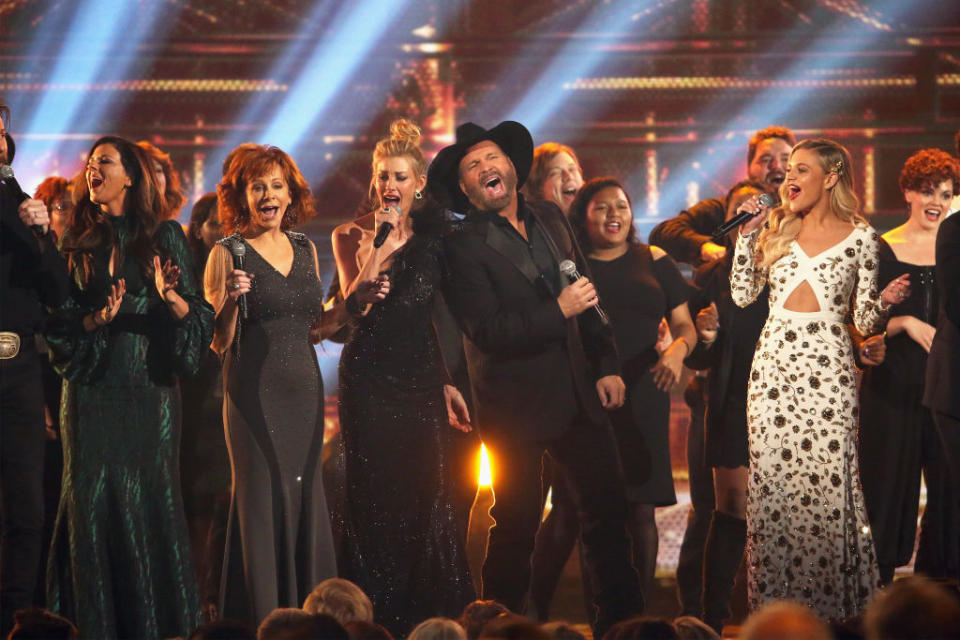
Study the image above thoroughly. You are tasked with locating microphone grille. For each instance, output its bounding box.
[558,259,577,275]
[229,238,246,257]
[758,193,775,208]
[0,164,14,180]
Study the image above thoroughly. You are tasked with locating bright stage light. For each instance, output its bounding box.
[632,0,919,221]
[505,0,663,137]
[259,0,413,155]
[478,444,492,488]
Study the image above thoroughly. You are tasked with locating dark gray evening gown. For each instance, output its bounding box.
[220,231,336,623]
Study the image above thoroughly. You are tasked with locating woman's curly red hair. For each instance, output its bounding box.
[899,148,960,196]
[217,145,316,236]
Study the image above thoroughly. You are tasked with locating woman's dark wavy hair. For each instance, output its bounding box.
[217,145,316,236]
[61,136,165,284]
[567,176,637,254]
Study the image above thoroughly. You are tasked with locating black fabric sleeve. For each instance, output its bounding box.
[652,253,690,311]
[648,198,726,265]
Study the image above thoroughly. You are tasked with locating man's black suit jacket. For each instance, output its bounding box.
[443,198,619,442]
[924,212,960,419]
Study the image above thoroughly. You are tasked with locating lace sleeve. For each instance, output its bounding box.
[852,227,888,335]
[730,229,767,308]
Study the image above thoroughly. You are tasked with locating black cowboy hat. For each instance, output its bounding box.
[427,121,533,213]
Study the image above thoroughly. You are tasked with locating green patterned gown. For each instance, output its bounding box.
[45,215,213,638]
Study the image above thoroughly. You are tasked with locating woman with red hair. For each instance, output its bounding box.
[206,144,384,624]
[859,148,960,584]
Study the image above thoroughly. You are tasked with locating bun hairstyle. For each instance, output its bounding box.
[757,138,864,268]
[368,118,427,203]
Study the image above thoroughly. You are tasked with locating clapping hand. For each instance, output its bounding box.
[153,255,181,300]
[96,278,126,326]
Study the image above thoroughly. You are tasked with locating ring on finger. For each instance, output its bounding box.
[232,282,241,290]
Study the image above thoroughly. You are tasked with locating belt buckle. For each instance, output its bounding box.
[0,332,21,359]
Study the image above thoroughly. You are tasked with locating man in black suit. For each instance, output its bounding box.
[1,102,70,634]
[924,156,960,581]
[431,121,641,635]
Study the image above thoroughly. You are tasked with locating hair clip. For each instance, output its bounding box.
[833,159,844,176]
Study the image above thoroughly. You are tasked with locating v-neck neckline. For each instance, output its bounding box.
[795,227,857,260]
[246,233,296,279]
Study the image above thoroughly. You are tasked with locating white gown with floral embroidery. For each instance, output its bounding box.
[731,223,886,620]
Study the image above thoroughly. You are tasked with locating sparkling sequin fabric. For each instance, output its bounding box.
[338,234,475,637]
[731,224,886,619]
[220,232,336,623]
[45,218,212,639]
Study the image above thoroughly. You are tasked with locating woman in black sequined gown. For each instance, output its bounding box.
[332,120,475,636]
[859,149,959,584]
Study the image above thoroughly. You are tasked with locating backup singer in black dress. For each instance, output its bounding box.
[568,177,696,602]
[684,179,770,631]
[206,145,373,623]
[332,120,474,636]
[859,148,959,584]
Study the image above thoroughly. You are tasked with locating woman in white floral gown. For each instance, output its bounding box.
[730,138,909,619]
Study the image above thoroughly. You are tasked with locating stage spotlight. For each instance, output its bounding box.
[505,0,663,137]
[632,0,918,223]
[258,0,413,155]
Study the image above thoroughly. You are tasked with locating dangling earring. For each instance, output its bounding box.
[415,190,423,200]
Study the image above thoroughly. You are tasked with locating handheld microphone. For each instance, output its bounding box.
[373,204,400,249]
[228,238,248,320]
[712,193,775,240]
[0,164,40,233]
[559,259,610,327]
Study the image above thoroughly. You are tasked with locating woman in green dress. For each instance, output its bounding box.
[46,136,213,638]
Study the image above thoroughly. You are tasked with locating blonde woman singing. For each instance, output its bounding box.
[730,138,907,619]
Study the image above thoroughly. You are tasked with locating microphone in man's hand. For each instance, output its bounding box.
[373,204,401,249]
[712,193,775,239]
[229,238,248,320]
[559,259,610,327]
[0,164,41,233]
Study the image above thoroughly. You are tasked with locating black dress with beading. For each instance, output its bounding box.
[337,230,474,637]
[220,231,336,623]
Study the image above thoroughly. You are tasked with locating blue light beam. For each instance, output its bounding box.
[259,0,413,155]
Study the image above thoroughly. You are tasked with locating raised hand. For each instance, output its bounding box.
[18,198,51,233]
[100,278,127,325]
[738,194,770,235]
[153,255,181,299]
[880,273,911,308]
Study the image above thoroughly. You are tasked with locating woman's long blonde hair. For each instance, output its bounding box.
[757,138,865,268]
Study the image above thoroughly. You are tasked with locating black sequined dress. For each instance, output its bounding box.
[338,232,475,637]
[220,232,337,622]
